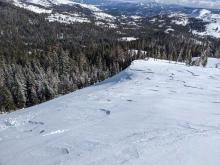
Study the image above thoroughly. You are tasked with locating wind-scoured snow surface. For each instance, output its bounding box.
[0,58,220,165]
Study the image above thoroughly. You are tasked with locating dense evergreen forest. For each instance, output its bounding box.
[0,1,220,112]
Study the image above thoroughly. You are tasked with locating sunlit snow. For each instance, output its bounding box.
[0,58,220,165]
[193,9,220,38]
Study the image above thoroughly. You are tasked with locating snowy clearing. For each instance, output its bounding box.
[120,37,138,41]
[0,58,220,165]
[47,13,91,24]
[165,28,175,33]
[169,13,189,26]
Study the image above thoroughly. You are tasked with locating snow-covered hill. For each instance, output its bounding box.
[6,0,220,38]
[148,8,220,38]
[0,58,220,165]
[11,0,116,26]
[192,9,220,38]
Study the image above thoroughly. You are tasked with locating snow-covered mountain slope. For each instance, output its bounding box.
[11,0,116,25]
[168,13,189,26]
[0,58,220,165]
[192,9,220,38]
[6,0,220,37]
[170,9,220,38]
[147,8,220,38]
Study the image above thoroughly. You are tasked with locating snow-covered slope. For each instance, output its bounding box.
[192,9,220,38]
[0,58,220,165]
[11,0,116,25]
[206,58,220,68]
[145,7,220,38]
[168,13,189,26]
[7,0,220,35]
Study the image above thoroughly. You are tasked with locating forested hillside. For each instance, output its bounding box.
[0,1,220,112]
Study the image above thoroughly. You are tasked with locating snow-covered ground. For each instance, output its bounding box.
[0,58,220,165]
[206,57,220,68]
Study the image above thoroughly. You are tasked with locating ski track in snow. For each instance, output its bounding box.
[0,58,220,165]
